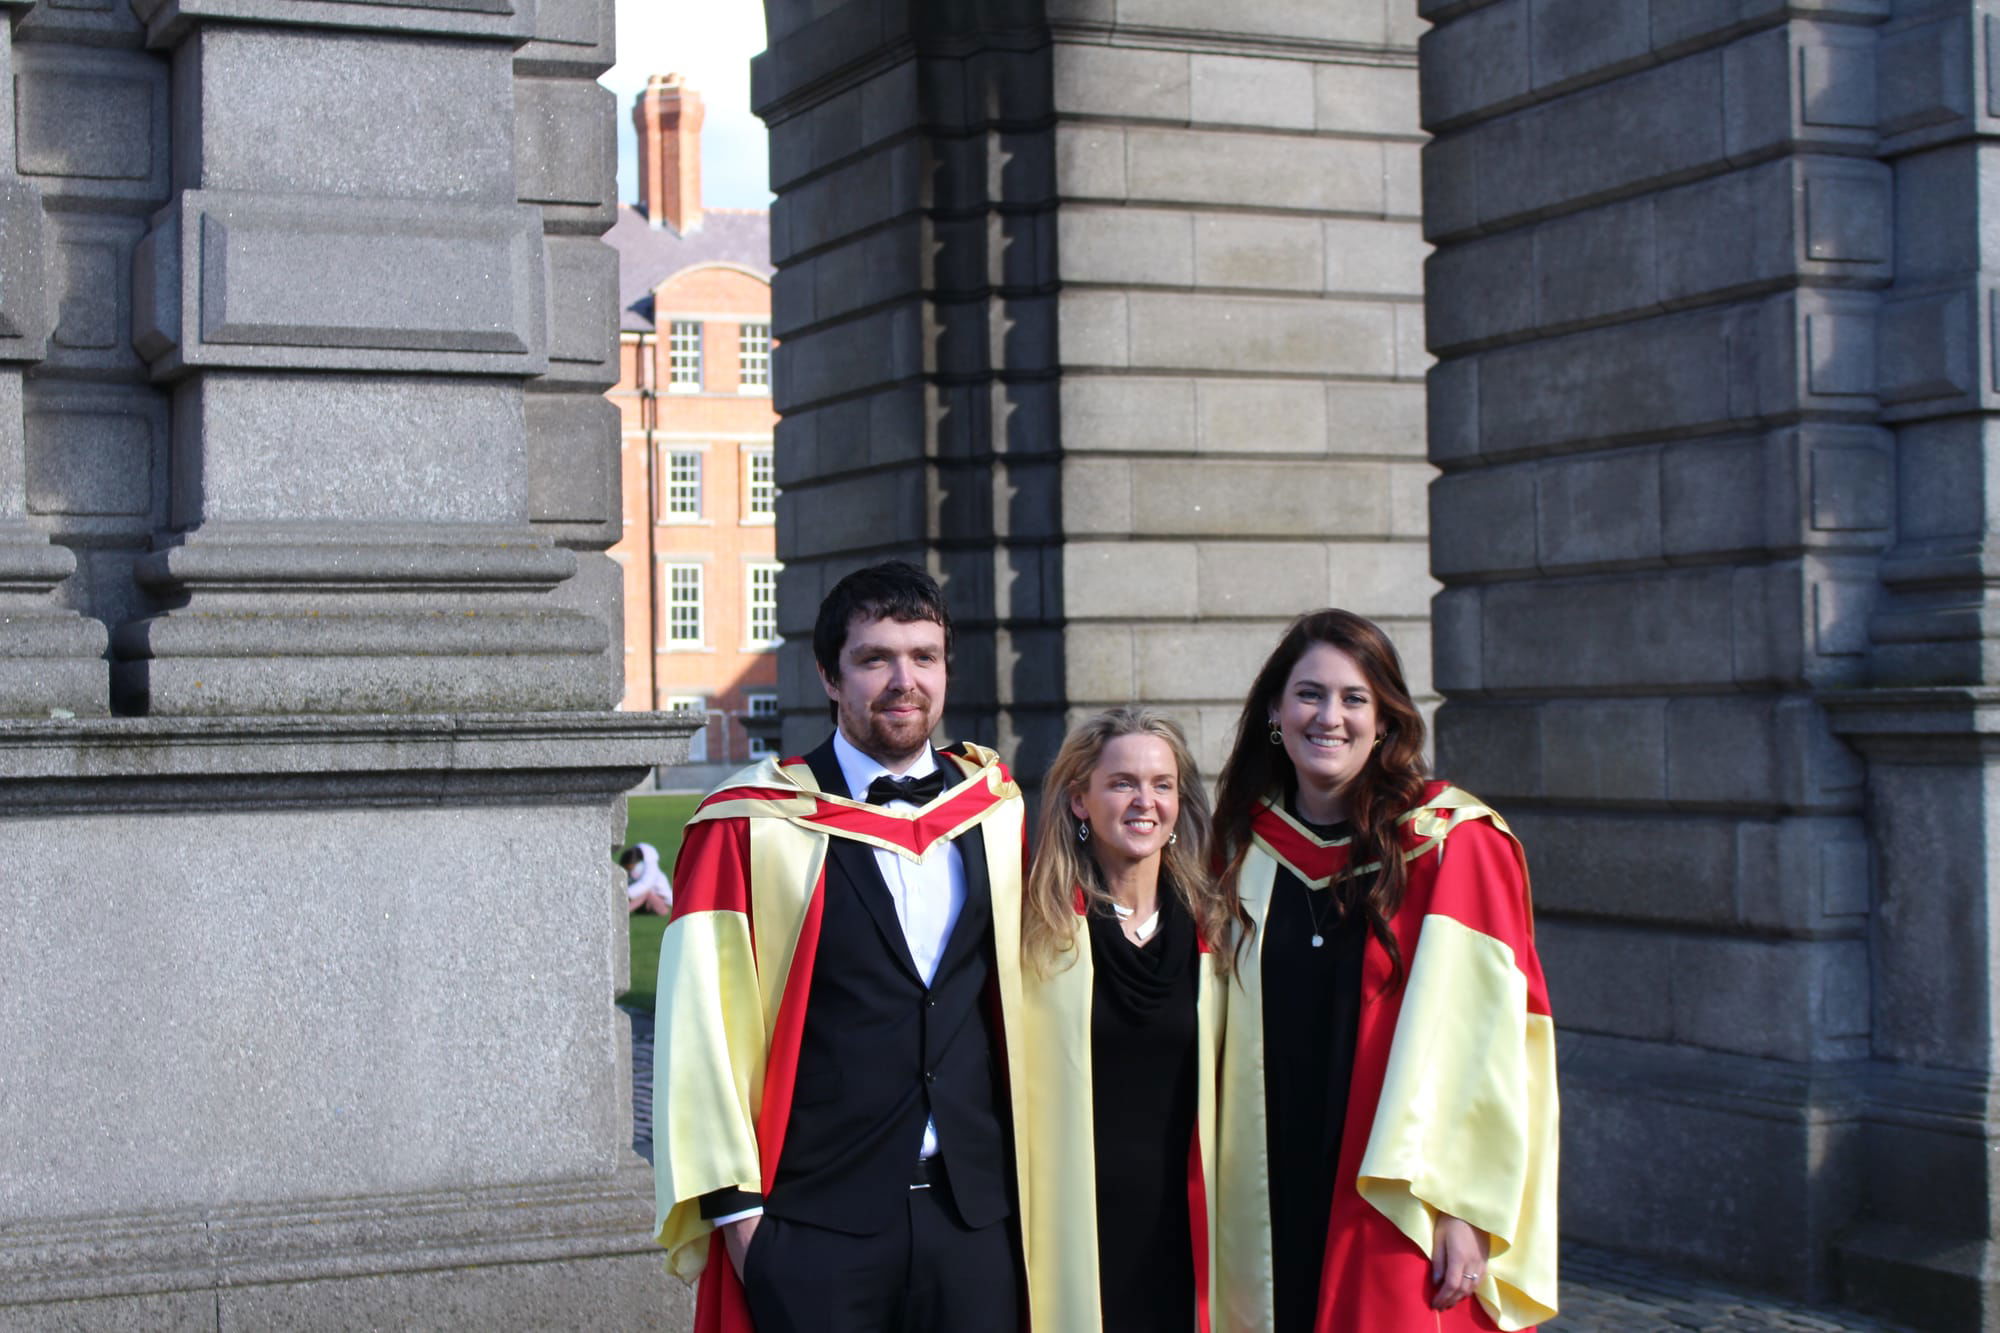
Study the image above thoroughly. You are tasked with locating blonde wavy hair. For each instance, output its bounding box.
[1022,707,1244,978]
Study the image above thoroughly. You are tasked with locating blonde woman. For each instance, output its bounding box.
[1017,708,1245,1333]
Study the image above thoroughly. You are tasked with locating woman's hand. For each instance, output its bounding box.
[1430,1212,1489,1310]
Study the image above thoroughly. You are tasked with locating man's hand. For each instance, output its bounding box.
[722,1214,761,1280]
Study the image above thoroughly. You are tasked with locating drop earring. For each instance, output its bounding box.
[1268,723,1283,746]
[1077,822,1090,843]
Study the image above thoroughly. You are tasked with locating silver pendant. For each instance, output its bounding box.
[1311,933,1325,948]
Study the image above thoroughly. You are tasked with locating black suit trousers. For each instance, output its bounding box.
[741,1177,1019,1333]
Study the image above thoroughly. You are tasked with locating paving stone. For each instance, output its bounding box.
[1551,1243,1918,1332]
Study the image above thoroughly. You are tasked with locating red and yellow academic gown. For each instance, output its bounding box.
[1017,892,1226,1333]
[1215,782,1559,1332]
[649,743,1027,1333]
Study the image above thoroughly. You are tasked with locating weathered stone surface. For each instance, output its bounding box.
[135,191,550,378]
[1424,2,1993,1323]
[516,75,618,232]
[1558,1034,1866,1299]
[13,45,169,211]
[0,6,654,1310]
[759,1,1429,787]
[0,711,684,1317]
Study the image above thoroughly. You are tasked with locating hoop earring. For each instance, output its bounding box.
[1077,822,1090,843]
[1268,725,1284,746]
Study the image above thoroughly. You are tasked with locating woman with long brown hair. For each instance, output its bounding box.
[1210,611,1559,1332]
[1015,707,1241,1333]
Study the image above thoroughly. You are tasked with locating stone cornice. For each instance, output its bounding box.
[0,711,691,812]
[1822,686,2000,761]
[130,0,536,48]
[0,1167,657,1308]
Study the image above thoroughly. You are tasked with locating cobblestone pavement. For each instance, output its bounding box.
[1552,1244,1915,1332]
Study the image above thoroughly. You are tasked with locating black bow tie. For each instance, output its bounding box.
[864,770,947,807]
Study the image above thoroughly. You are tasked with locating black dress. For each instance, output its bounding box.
[1087,886,1199,1333]
[1261,812,1367,1333]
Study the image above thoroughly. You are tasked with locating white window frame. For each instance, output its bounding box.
[663,449,703,521]
[667,320,703,392]
[745,562,782,650]
[665,694,709,763]
[662,562,704,648]
[738,322,771,394]
[744,691,779,758]
[743,447,776,524]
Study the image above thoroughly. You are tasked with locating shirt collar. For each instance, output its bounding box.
[831,729,939,801]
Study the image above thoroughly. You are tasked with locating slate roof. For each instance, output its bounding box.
[606,203,773,333]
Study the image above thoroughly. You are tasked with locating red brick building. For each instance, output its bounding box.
[606,74,777,770]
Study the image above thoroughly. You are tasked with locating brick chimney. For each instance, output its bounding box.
[634,72,703,233]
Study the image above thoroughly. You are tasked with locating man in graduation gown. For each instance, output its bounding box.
[651,561,1028,1333]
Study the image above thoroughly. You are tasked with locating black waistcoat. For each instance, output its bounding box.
[761,738,1012,1236]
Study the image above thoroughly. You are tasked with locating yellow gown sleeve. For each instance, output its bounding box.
[651,816,768,1283]
[1353,820,1560,1330]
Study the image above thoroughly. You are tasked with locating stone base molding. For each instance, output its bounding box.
[0,1169,688,1331]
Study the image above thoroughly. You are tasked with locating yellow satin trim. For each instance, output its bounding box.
[652,908,764,1282]
[1018,918,1224,1333]
[1250,785,1511,885]
[1215,848,1279,1333]
[1355,915,1559,1330]
[689,746,1022,863]
[1019,927,1099,1329]
[749,819,831,1051]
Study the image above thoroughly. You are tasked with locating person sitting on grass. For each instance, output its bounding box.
[621,843,673,915]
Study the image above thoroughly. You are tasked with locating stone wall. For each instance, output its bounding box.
[1420,1,1994,1326]
[759,1,1998,1329]
[0,1,687,1325]
[756,0,1433,787]
[1048,0,1434,774]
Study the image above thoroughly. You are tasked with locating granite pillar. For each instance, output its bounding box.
[1420,1,1991,1327]
[116,0,613,715]
[0,0,688,1326]
[0,0,122,717]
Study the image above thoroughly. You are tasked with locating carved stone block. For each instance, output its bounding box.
[514,0,614,79]
[12,45,169,212]
[134,191,550,378]
[515,75,616,233]
[0,176,50,362]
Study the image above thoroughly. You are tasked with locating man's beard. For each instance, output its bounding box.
[851,691,935,762]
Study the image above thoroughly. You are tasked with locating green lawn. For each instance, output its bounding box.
[617,792,701,1013]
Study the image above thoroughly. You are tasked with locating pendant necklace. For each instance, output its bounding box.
[1303,879,1335,949]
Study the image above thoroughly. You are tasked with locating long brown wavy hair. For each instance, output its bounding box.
[1023,707,1247,978]
[1212,610,1430,989]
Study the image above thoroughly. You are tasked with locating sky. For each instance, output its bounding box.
[602,2,773,213]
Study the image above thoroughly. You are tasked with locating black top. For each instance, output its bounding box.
[1261,811,1367,1333]
[1088,885,1199,1333]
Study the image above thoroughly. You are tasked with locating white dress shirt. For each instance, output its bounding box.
[832,731,968,1160]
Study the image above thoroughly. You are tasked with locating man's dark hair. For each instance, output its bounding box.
[812,560,953,681]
